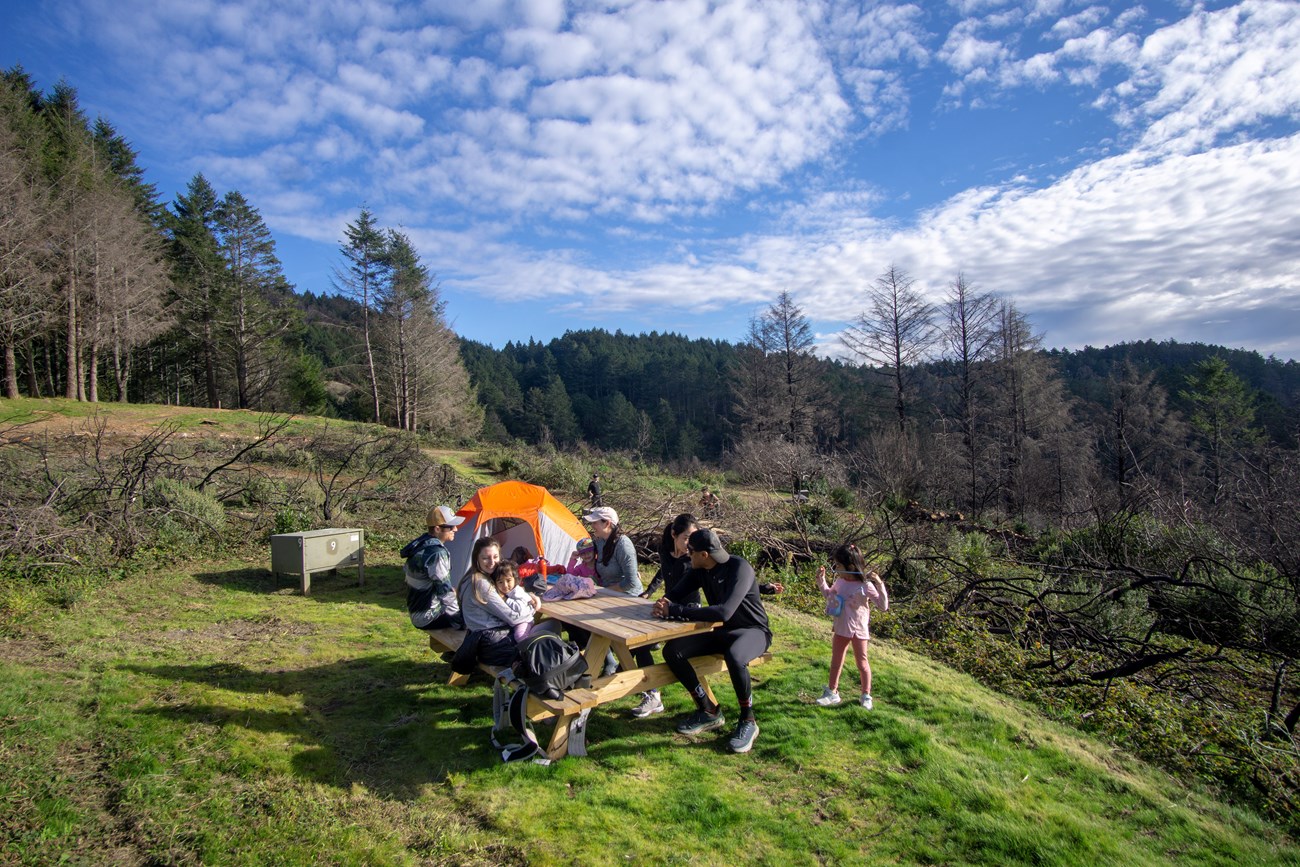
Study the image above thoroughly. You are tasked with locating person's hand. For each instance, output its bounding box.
[815,565,826,584]
[652,597,670,618]
[768,581,784,594]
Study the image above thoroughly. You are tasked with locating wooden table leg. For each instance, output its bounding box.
[613,644,638,671]
[700,677,718,707]
[583,635,612,678]
[545,713,571,759]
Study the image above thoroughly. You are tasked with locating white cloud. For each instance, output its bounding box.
[432,133,1300,357]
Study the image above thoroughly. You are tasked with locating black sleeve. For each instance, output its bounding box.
[665,565,703,609]
[668,560,754,622]
[644,568,664,597]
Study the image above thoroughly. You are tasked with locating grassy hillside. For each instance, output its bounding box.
[1,398,1296,865]
[2,554,1296,865]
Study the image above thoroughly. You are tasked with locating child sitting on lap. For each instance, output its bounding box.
[493,561,542,643]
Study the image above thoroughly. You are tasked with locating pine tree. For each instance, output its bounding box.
[0,69,51,398]
[214,190,291,409]
[1180,356,1263,505]
[939,273,1000,513]
[167,174,225,407]
[335,209,388,423]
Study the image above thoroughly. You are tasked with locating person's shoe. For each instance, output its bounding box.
[860,693,873,710]
[675,707,725,735]
[728,719,759,753]
[630,691,664,718]
[815,686,842,706]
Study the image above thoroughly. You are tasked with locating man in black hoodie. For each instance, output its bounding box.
[652,528,772,753]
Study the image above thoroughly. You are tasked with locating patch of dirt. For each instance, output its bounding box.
[160,616,318,644]
[0,633,77,671]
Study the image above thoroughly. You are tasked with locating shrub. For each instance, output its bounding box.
[144,478,227,549]
[828,486,855,509]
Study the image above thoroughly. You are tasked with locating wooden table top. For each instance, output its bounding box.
[540,588,718,649]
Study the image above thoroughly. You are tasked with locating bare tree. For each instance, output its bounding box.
[988,301,1079,523]
[734,290,824,452]
[374,230,480,438]
[842,265,937,432]
[1093,360,1187,511]
[99,204,171,402]
[0,110,50,397]
[938,273,1000,513]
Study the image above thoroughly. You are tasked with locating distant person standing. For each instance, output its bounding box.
[588,473,603,507]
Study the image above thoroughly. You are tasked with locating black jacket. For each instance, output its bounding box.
[665,555,770,635]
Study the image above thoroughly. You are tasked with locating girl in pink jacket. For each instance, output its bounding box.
[815,544,889,709]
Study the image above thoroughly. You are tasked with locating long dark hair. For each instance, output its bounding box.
[600,523,626,567]
[660,513,698,561]
[831,543,868,581]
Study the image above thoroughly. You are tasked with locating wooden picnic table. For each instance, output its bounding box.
[538,587,720,678]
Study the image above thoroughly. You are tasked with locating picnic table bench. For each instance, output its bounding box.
[425,604,771,761]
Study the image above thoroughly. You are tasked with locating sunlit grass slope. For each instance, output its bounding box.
[1,556,1295,866]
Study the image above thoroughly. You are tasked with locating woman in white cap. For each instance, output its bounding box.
[584,505,656,697]
[401,505,465,631]
[584,506,642,595]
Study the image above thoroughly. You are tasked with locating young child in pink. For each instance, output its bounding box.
[492,561,541,643]
[815,543,889,709]
[565,537,597,579]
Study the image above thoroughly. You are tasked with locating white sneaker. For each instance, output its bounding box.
[815,687,841,706]
[860,693,873,710]
[630,690,664,718]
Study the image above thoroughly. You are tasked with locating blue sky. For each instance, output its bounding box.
[6,0,1300,359]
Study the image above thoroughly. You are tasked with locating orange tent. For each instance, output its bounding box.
[445,481,588,580]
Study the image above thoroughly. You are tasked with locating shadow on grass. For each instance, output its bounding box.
[124,654,503,800]
[193,564,409,614]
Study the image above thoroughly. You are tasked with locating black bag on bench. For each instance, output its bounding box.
[489,633,594,763]
[512,632,590,699]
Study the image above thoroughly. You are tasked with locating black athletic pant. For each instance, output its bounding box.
[662,627,771,708]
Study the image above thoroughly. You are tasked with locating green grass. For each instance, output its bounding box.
[2,555,1297,865]
[0,395,337,438]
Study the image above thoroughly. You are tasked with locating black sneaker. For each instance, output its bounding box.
[728,719,759,753]
[674,708,726,735]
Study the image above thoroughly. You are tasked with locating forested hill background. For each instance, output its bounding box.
[302,280,1300,461]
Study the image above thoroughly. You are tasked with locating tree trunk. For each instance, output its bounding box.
[65,265,79,400]
[2,341,17,398]
[44,341,57,397]
[24,339,39,397]
[203,317,219,408]
[363,303,380,423]
[87,340,98,402]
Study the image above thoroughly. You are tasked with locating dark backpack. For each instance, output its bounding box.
[491,633,593,763]
[513,632,590,700]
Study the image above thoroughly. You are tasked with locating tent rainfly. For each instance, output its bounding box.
[444,480,588,581]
